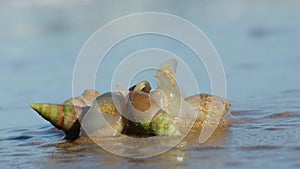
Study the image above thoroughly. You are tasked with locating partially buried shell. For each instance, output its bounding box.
[30,59,231,142]
[185,93,231,122]
[30,89,99,140]
[184,93,231,143]
[30,103,87,140]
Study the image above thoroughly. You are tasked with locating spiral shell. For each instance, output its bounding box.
[30,89,99,140]
[185,94,231,143]
[185,94,231,121]
[30,103,87,140]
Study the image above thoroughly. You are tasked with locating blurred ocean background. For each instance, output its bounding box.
[1,0,300,168]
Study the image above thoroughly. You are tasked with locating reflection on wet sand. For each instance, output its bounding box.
[42,123,229,169]
[1,109,300,168]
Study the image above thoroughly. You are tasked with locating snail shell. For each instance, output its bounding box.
[30,89,99,140]
[80,92,126,137]
[185,93,231,143]
[155,59,185,117]
[30,103,87,140]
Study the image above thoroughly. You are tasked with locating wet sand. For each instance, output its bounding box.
[1,110,299,168]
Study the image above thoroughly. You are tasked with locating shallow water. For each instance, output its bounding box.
[1,0,300,168]
[1,110,300,168]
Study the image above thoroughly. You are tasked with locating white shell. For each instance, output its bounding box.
[80,92,126,137]
[155,59,193,118]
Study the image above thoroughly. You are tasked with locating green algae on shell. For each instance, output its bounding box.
[150,110,180,136]
[120,110,180,137]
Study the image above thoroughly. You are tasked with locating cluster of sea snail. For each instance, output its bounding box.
[30,59,231,143]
